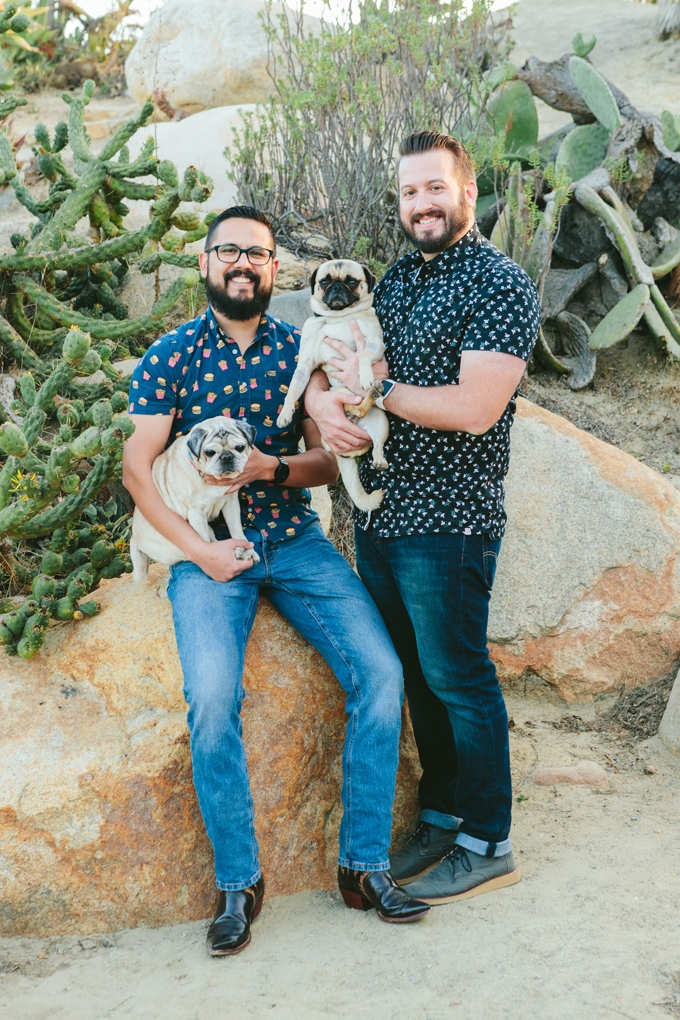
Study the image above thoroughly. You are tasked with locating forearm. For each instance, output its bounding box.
[286,447,339,487]
[383,382,494,434]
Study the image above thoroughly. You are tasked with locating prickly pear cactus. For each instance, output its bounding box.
[555,123,610,182]
[0,80,214,369]
[0,327,135,659]
[568,56,622,133]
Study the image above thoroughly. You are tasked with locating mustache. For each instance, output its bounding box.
[410,209,445,224]
[223,268,260,285]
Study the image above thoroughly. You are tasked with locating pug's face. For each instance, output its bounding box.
[186,417,256,478]
[309,259,376,312]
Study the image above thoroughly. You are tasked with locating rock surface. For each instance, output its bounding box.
[490,399,680,699]
[659,668,680,753]
[127,104,255,211]
[0,565,420,937]
[533,761,609,787]
[125,0,318,115]
[269,287,312,330]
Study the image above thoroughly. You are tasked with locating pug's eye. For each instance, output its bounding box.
[205,449,216,457]
[344,277,359,288]
[319,276,332,289]
[234,444,245,452]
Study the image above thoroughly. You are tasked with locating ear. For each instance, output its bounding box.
[309,267,319,293]
[361,265,376,293]
[238,421,257,447]
[187,426,207,459]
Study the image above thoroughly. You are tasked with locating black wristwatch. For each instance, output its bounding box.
[274,455,290,483]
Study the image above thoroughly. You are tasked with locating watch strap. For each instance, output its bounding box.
[375,379,397,410]
[274,456,290,483]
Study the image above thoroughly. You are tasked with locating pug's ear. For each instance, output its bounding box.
[187,426,207,460]
[361,265,376,293]
[238,421,257,447]
[308,267,319,293]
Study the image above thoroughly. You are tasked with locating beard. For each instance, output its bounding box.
[205,266,273,321]
[400,196,470,254]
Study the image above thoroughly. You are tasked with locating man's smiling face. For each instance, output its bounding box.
[398,148,477,258]
[199,217,279,321]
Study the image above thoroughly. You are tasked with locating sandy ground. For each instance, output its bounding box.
[2,692,680,1020]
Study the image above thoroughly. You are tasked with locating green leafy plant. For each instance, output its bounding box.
[228,0,511,264]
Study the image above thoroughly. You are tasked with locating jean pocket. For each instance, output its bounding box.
[482,536,500,591]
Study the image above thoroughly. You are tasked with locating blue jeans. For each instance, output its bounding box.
[167,523,404,890]
[354,528,512,858]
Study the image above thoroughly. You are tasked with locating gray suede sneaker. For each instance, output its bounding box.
[405,845,521,903]
[389,822,459,885]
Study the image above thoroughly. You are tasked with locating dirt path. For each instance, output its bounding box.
[1,692,679,1020]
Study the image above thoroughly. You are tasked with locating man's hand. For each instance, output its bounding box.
[193,538,257,582]
[325,321,389,397]
[203,445,277,492]
[303,370,369,455]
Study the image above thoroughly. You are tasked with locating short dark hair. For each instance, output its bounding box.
[205,205,276,251]
[398,131,476,183]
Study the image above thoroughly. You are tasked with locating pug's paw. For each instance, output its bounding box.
[372,455,388,471]
[276,410,293,428]
[235,546,260,564]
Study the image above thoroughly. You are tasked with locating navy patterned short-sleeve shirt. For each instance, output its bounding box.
[356,226,540,540]
[129,307,318,542]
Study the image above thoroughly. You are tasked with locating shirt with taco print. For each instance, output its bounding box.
[129,306,318,543]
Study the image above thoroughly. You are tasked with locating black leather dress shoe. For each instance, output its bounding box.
[337,867,430,923]
[206,877,265,956]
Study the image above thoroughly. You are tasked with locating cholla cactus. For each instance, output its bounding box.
[0,79,212,369]
[0,327,136,658]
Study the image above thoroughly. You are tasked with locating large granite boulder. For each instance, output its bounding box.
[491,400,680,699]
[125,0,318,115]
[0,565,420,937]
[126,104,255,212]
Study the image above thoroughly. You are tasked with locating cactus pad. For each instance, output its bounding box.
[487,80,539,156]
[588,284,650,350]
[568,56,622,132]
[555,124,610,182]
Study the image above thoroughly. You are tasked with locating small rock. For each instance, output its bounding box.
[598,253,629,311]
[541,264,597,321]
[651,217,678,248]
[637,158,680,230]
[659,667,680,754]
[532,761,609,787]
[644,765,657,774]
[553,202,614,265]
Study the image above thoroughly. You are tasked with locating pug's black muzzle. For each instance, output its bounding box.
[323,281,358,310]
[217,453,239,473]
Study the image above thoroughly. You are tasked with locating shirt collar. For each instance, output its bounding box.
[407,224,483,283]
[206,305,272,346]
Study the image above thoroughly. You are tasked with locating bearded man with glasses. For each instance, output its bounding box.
[122,206,429,958]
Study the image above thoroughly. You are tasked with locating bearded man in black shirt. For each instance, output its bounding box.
[305,131,540,904]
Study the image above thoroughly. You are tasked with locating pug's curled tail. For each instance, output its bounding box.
[336,455,385,512]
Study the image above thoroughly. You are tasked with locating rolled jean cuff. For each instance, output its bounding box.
[338,856,390,872]
[420,808,462,831]
[456,832,512,858]
[216,867,262,892]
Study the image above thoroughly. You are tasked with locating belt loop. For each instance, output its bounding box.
[486,842,497,858]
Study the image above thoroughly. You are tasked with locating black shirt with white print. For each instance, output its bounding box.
[356,225,540,540]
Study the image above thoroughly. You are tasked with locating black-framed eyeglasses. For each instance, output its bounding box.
[206,244,275,266]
